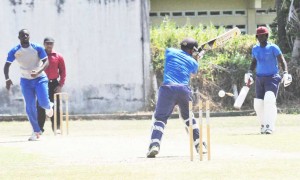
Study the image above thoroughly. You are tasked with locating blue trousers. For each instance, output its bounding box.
[20,75,51,132]
[154,85,192,122]
[149,85,200,150]
[255,74,281,99]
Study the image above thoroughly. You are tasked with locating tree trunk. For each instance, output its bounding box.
[276,0,290,53]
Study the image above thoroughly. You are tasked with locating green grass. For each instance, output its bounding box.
[0,114,300,180]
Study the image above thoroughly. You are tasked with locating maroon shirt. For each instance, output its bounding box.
[44,50,66,86]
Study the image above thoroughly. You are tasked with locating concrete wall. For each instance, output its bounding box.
[150,0,276,34]
[0,0,152,114]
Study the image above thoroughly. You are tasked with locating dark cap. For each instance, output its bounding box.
[180,38,198,50]
[44,37,55,43]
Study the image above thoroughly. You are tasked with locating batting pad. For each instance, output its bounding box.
[263,91,277,131]
[254,98,264,126]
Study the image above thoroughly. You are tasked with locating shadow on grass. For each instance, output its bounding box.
[228,133,262,136]
[0,140,28,143]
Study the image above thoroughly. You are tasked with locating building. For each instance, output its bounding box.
[0,0,152,114]
[149,0,276,34]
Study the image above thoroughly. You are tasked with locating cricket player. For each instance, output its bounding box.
[244,26,292,134]
[4,29,54,141]
[147,38,206,158]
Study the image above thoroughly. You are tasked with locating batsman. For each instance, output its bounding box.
[147,38,206,158]
[245,26,292,134]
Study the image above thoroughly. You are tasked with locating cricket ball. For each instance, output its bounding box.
[218,90,225,97]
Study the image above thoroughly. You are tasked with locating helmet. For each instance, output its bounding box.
[256,26,269,35]
[180,38,198,50]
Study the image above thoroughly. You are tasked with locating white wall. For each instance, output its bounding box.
[0,0,152,114]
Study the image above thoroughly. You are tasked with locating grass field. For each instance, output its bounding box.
[0,114,300,180]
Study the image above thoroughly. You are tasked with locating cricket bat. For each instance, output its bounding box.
[197,27,241,51]
[233,80,251,109]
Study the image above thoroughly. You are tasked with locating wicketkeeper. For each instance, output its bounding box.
[244,26,292,134]
[147,38,206,158]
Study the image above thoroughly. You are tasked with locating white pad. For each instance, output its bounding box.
[263,91,277,131]
[254,98,264,125]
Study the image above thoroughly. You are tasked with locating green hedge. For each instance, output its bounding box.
[150,19,298,112]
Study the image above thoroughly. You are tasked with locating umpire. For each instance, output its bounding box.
[37,37,66,133]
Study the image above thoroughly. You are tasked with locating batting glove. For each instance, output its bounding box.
[282,71,292,87]
[244,72,254,85]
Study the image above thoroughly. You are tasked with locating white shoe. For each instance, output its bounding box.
[56,129,61,134]
[147,145,159,158]
[197,142,208,154]
[46,102,54,117]
[28,132,40,141]
[265,129,273,134]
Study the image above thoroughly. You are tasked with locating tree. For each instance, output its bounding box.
[276,0,290,53]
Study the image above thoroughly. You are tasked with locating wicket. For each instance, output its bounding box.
[53,92,69,135]
[198,100,211,161]
[188,99,211,161]
[188,102,194,161]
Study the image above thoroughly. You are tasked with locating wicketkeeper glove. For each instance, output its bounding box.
[282,71,292,87]
[244,72,254,85]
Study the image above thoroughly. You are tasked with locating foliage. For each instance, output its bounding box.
[270,0,300,50]
[151,18,257,110]
[150,18,299,111]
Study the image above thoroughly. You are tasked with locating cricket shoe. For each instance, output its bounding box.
[265,129,273,134]
[28,132,40,141]
[261,125,265,134]
[147,145,159,158]
[197,142,208,154]
[46,102,54,117]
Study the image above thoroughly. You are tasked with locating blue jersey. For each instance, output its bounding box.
[6,43,47,79]
[163,48,198,85]
[252,43,282,76]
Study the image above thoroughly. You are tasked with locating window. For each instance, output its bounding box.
[268,9,276,13]
[172,12,182,16]
[185,11,195,16]
[235,10,245,15]
[223,11,233,15]
[210,11,220,15]
[225,25,233,29]
[150,12,157,17]
[236,25,246,29]
[256,10,267,14]
[198,11,207,16]
[257,24,267,28]
[160,12,170,17]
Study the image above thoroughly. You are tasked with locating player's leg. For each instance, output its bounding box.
[36,101,46,133]
[263,74,281,134]
[20,78,41,140]
[35,76,53,117]
[49,80,60,132]
[255,76,266,133]
[177,86,206,153]
[147,85,176,158]
[254,98,264,133]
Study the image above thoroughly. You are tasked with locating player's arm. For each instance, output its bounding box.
[4,62,13,90]
[55,56,66,93]
[31,58,49,78]
[278,54,292,87]
[277,54,288,72]
[244,58,256,85]
[248,58,257,72]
